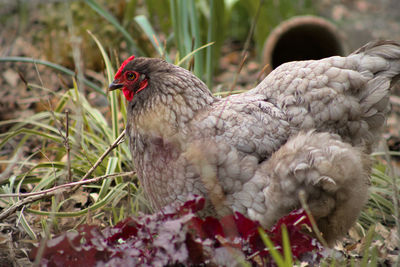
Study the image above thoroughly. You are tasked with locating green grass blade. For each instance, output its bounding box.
[123,0,138,27]
[17,211,37,240]
[84,0,144,55]
[0,57,103,95]
[177,42,215,67]
[27,183,127,217]
[205,0,215,88]
[369,247,378,267]
[259,228,286,267]
[87,30,120,140]
[87,30,113,84]
[360,225,376,267]
[0,129,63,150]
[134,15,169,60]
[179,0,191,56]
[281,225,293,266]
[170,0,183,60]
[188,0,203,77]
[98,157,118,199]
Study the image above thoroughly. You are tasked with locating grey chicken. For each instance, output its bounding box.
[109,40,400,245]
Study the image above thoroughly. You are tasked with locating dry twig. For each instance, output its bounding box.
[0,171,134,221]
[0,130,128,220]
[72,130,126,186]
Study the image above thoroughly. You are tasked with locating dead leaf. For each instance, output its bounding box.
[70,189,89,207]
[3,69,19,87]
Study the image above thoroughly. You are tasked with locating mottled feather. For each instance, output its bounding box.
[115,40,400,245]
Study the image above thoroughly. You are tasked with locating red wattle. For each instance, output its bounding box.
[122,88,134,101]
[121,79,148,101]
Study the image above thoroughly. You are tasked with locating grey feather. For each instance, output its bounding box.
[119,40,400,246]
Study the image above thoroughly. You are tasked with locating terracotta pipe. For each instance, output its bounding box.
[262,15,346,73]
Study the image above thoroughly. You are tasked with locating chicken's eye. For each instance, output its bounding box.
[126,72,138,81]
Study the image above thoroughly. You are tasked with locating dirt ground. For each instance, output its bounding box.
[317,0,400,51]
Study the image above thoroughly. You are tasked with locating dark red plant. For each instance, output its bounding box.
[30,195,322,266]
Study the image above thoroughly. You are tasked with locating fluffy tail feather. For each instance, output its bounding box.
[251,131,370,245]
[350,40,400,149]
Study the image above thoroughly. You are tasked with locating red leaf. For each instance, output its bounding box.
[30,197,322,266]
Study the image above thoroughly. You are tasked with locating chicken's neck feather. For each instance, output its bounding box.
[128,66,215,140]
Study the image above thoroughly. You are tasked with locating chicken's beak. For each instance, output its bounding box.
[108,81,123,91]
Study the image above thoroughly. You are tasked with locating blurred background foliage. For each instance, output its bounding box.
[2,0,315,85]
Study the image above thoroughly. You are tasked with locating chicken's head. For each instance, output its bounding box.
[108,55,149,101]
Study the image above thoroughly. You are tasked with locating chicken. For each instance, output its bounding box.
[109,40,400,245]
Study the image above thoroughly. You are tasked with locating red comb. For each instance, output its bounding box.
[114,55,135,79]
